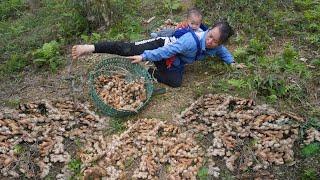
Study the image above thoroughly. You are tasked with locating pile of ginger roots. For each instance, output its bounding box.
[95,74,147,111]
[1,94,319,179]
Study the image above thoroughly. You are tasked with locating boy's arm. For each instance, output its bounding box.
[176,21,188,29]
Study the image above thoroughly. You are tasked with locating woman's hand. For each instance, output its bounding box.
[127,55,143,63]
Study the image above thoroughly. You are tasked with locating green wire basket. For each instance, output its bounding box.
[88,57,154,117]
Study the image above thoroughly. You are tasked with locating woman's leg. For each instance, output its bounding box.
[94,38,165,56]
[149,61,184,88]
[72,38,184,87]
[72,38,165,60]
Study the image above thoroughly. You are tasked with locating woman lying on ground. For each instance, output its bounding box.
[72,21,242,87]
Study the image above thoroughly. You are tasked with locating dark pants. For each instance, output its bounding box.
[94,39,183,87]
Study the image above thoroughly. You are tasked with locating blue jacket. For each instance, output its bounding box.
[141,30,234,70]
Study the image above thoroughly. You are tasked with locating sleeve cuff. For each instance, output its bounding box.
[141,54,147,61]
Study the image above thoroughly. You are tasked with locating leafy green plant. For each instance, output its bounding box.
[80,34,90,42]
[74,138,83,148]
[303,6,320,21]
[278,44,310,77]
[301,143,320,157]
[195,134,205,142]
[311,58,320,67]
[266,94,278,103]
[250,74,305,102]
[69,0,142,33]
[282,44,298,65]
[0,53,28,75]
[255,56,275,70]
[306,34,320,45]
[233,47,247,62]
[197,166,208,180]
[307,23,320,33]
[107,118,126,134]
[164,0,181,14]
[34,41,60,59]
[80,32,102,43]
[227,79,248,90]
[301,168,319,180]
[68,158,82,177]
[0,0,26,20]
[124,157,134,169]
[253,76,282,96]
[13,144,24,154]
[32,40,64,72]
[1,0,88,72]
[105,14,144,41]
[294,0,316,10]
[194,85,208,98]
[3,98,21,108]
[91,32,102,42]
[58,9,88,40]
[247,38,267,56]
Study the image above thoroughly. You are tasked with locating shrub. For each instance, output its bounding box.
[57,9,88,41]
[233,47,247,62]
[197,167,209,180]
[294,0,316,10]
[227,79,248,90]
[0,0,89,76]
[32,40,64,72]
[301,143,320,157]
[301,168,319,180]
[279,44,310,78]
[247,38,267,56]
[68,158,82,177]
[250,74,305,102]
[69,0,142,32]
[0,53,28,75]
[0,0,26,20]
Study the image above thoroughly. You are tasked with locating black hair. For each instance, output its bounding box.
[187,8,203,20]
[211,21,234,44]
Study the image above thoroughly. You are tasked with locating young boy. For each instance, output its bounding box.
[150,8,207,39]
[149,8,208,68]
